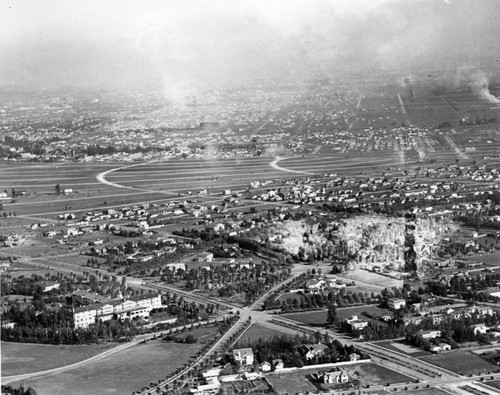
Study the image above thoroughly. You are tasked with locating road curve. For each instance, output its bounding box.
[269,157,315,175]
[95,161,155,191]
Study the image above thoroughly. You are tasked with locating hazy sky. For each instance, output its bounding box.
[1,0,499,92]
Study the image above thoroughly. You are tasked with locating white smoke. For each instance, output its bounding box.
[458,69,500,104]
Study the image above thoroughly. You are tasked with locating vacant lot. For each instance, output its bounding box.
[401,389,452,395]
[1,341,118,377]
[342,362,415,386]
[338,269,403,290]
[6,324,221,394]
[282,310,327,325]
[376,340,430,358]
[266,370,319,395]
[235,323,290,347]
[419,350,500,376]
[6,339,208,394]
[282,304,391,326]
[461,252,500,266]
[336,305,391,321]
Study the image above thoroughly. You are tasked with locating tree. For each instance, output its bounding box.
[55,184,61,196]
[327,304,338,327]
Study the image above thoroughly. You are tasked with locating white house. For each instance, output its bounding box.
[430,343,451,353]
[233,348,254,366]
[388,298,406,310]
[470,324,489,335]
[419,329,441,339]
[300,344,327,360]
[315,367,349,384]
[346,315,369,331]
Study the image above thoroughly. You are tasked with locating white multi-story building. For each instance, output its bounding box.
[73,292,161,329]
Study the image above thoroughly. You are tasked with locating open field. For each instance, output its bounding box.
[235,323,290,347]
[419,350,500,376]
[376,340,431,358]
[400,389,452,395]
[5,325,221,395]
[266,370,320,394]
[342,361,415,386]
[338,269,404,290]
[282,305,391,326]
[1,341,118,377]
[6,341,204,395]
[461,253,500,266]
[282,310,328,326]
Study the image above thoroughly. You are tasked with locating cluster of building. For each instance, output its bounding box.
[189,345,359,395]
[73,292,161,329]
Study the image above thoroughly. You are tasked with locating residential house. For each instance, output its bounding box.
[429,343,452,353]
[388,298,406,310]
[272,359,284,371]
[314,367,349,384]
[346,315,369,331]
[300,344,328,360]
[419,329,441,339]
[233,348,254,366]
[470,324,489,335]
[40,281,60,293]
[306,278,326,294]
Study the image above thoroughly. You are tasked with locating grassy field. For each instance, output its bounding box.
[6,325,221,395]
[461,252,500,266]
[282,304,391,326]
[342,362,415,386]
[401,389,453,395]
[419,350,500,376]
[1,341,119,376]
[266,370,319,394]
[235,324,290,347]
[376,340,431,358]
[282,310,328,325]
[336,305,391,321]
[7,341,203,395]
[339,269,404,289]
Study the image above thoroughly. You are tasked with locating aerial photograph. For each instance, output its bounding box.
[1,0,500,394]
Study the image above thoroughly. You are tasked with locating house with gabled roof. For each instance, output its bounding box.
[233,348,254,366]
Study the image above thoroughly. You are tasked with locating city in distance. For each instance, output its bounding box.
[2,1,500,395]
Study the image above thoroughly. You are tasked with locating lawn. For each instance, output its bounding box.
[266,370,319,394]
[419,350,500,376]
[282,310,327,325]
[401,389,453,395]
[235,323,290,347]
[336,305,391,321]
[376,340,431,358]
[5,338,210,394]
[342,362,416,386]
[462,252,500,266]
[1,341,119,377]
[338,269,404,289]
[282,304,391,326]
[4,324,222,394]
